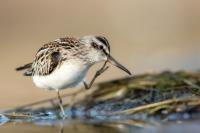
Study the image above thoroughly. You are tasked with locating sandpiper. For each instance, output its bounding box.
[16,35,131,117]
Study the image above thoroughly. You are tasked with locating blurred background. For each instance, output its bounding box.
[0,0,199,109]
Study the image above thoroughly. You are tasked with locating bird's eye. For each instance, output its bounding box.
[92,42,98,48]
[99,45,103,50]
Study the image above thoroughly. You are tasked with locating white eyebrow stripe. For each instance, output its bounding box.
[95,36,110,52]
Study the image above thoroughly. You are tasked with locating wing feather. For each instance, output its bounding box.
[17,37,80,76]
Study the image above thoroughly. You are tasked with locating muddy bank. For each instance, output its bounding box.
[1,71,200,132]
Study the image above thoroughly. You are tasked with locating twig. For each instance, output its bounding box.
[183,79,200,90]
[3,113,33,119]
[114,98,200,115]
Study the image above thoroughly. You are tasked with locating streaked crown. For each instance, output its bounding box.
[80,35,110,53]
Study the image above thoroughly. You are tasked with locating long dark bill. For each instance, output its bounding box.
[107,54,132,75]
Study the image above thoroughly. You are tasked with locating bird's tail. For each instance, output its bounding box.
[16,63,33,76]
[16,63,32,71]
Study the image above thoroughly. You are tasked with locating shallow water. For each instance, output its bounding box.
[1,109,200,133]
[0,115,147,133]
[0,122,126,133]
[1,119,200,133]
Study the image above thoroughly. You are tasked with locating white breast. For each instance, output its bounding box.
[32,62,89,91]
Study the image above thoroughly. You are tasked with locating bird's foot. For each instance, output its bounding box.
[58,105,67,119]
[83,62,109,90]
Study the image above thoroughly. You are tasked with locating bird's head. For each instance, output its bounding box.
[79,35,131,75]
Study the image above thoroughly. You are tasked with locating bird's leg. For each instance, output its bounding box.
[56,90,66,119]
[84,61,109,89]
